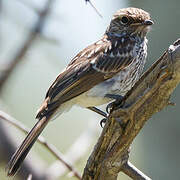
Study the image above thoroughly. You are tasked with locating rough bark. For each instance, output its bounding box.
[82,39,180,180]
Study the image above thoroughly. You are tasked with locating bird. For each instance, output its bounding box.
[7,7,153,176]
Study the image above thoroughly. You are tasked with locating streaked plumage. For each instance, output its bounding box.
[7,7,153,176]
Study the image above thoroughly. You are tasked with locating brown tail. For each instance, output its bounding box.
[7,116,50,176]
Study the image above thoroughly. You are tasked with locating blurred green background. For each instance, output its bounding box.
[0,0,180,179]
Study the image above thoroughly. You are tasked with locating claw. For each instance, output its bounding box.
[105,94,124,113]
[106,102,115,114]
[100,118,107,128]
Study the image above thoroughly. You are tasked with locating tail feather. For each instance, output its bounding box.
[7,117,49,176]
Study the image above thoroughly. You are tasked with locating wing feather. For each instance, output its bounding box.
[36,35,137,118]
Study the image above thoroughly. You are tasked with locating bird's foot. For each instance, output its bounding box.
[106,102,115,114]
[87,107,108,128]
[100,118,107,128]
[105,94,124,113]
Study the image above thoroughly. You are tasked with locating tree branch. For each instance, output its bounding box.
[82,38,180,180]
[45,120,98,179]
[0,1,56,179]
[0,0,54,92]
[122,161,152,180]
[0,110,81,179]
[85,0,102,18]
[0,120,47,180]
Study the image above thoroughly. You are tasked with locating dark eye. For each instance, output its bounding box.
[121,16,129,24]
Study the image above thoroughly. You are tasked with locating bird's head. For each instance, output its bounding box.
[106,7,154,38]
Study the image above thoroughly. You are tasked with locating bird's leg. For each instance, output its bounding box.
[87,107,108,128]
[87,107,107,118]
[105,94,124,113]
[87,94,124,127]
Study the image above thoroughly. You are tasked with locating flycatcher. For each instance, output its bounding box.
[7,7,153,176]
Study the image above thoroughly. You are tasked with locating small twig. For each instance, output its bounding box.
[85,0,102,18]
[0,110,81,180]
[0,0,53,92]
[45,119,98,179]
[0,120,46,179]
[122,161,152,180]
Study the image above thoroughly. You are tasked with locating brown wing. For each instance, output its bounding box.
[36,62,108,119]
[46,62,106,104]
[93,36,136,73]
[36,35,136,119]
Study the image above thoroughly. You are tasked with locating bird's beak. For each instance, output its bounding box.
[131,20,154,27]
[142,20,154,26]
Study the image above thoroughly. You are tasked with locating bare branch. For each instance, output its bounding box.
[85,0,102,18]
[0,120,47,179]
[122,161,152,180]
[82,39,180,180]
[0,0,54,92]
[0,110,81,180]
[45,120,98,179]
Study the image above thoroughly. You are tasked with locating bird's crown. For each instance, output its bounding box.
[107,7,153,38]
[113,7,151,24]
